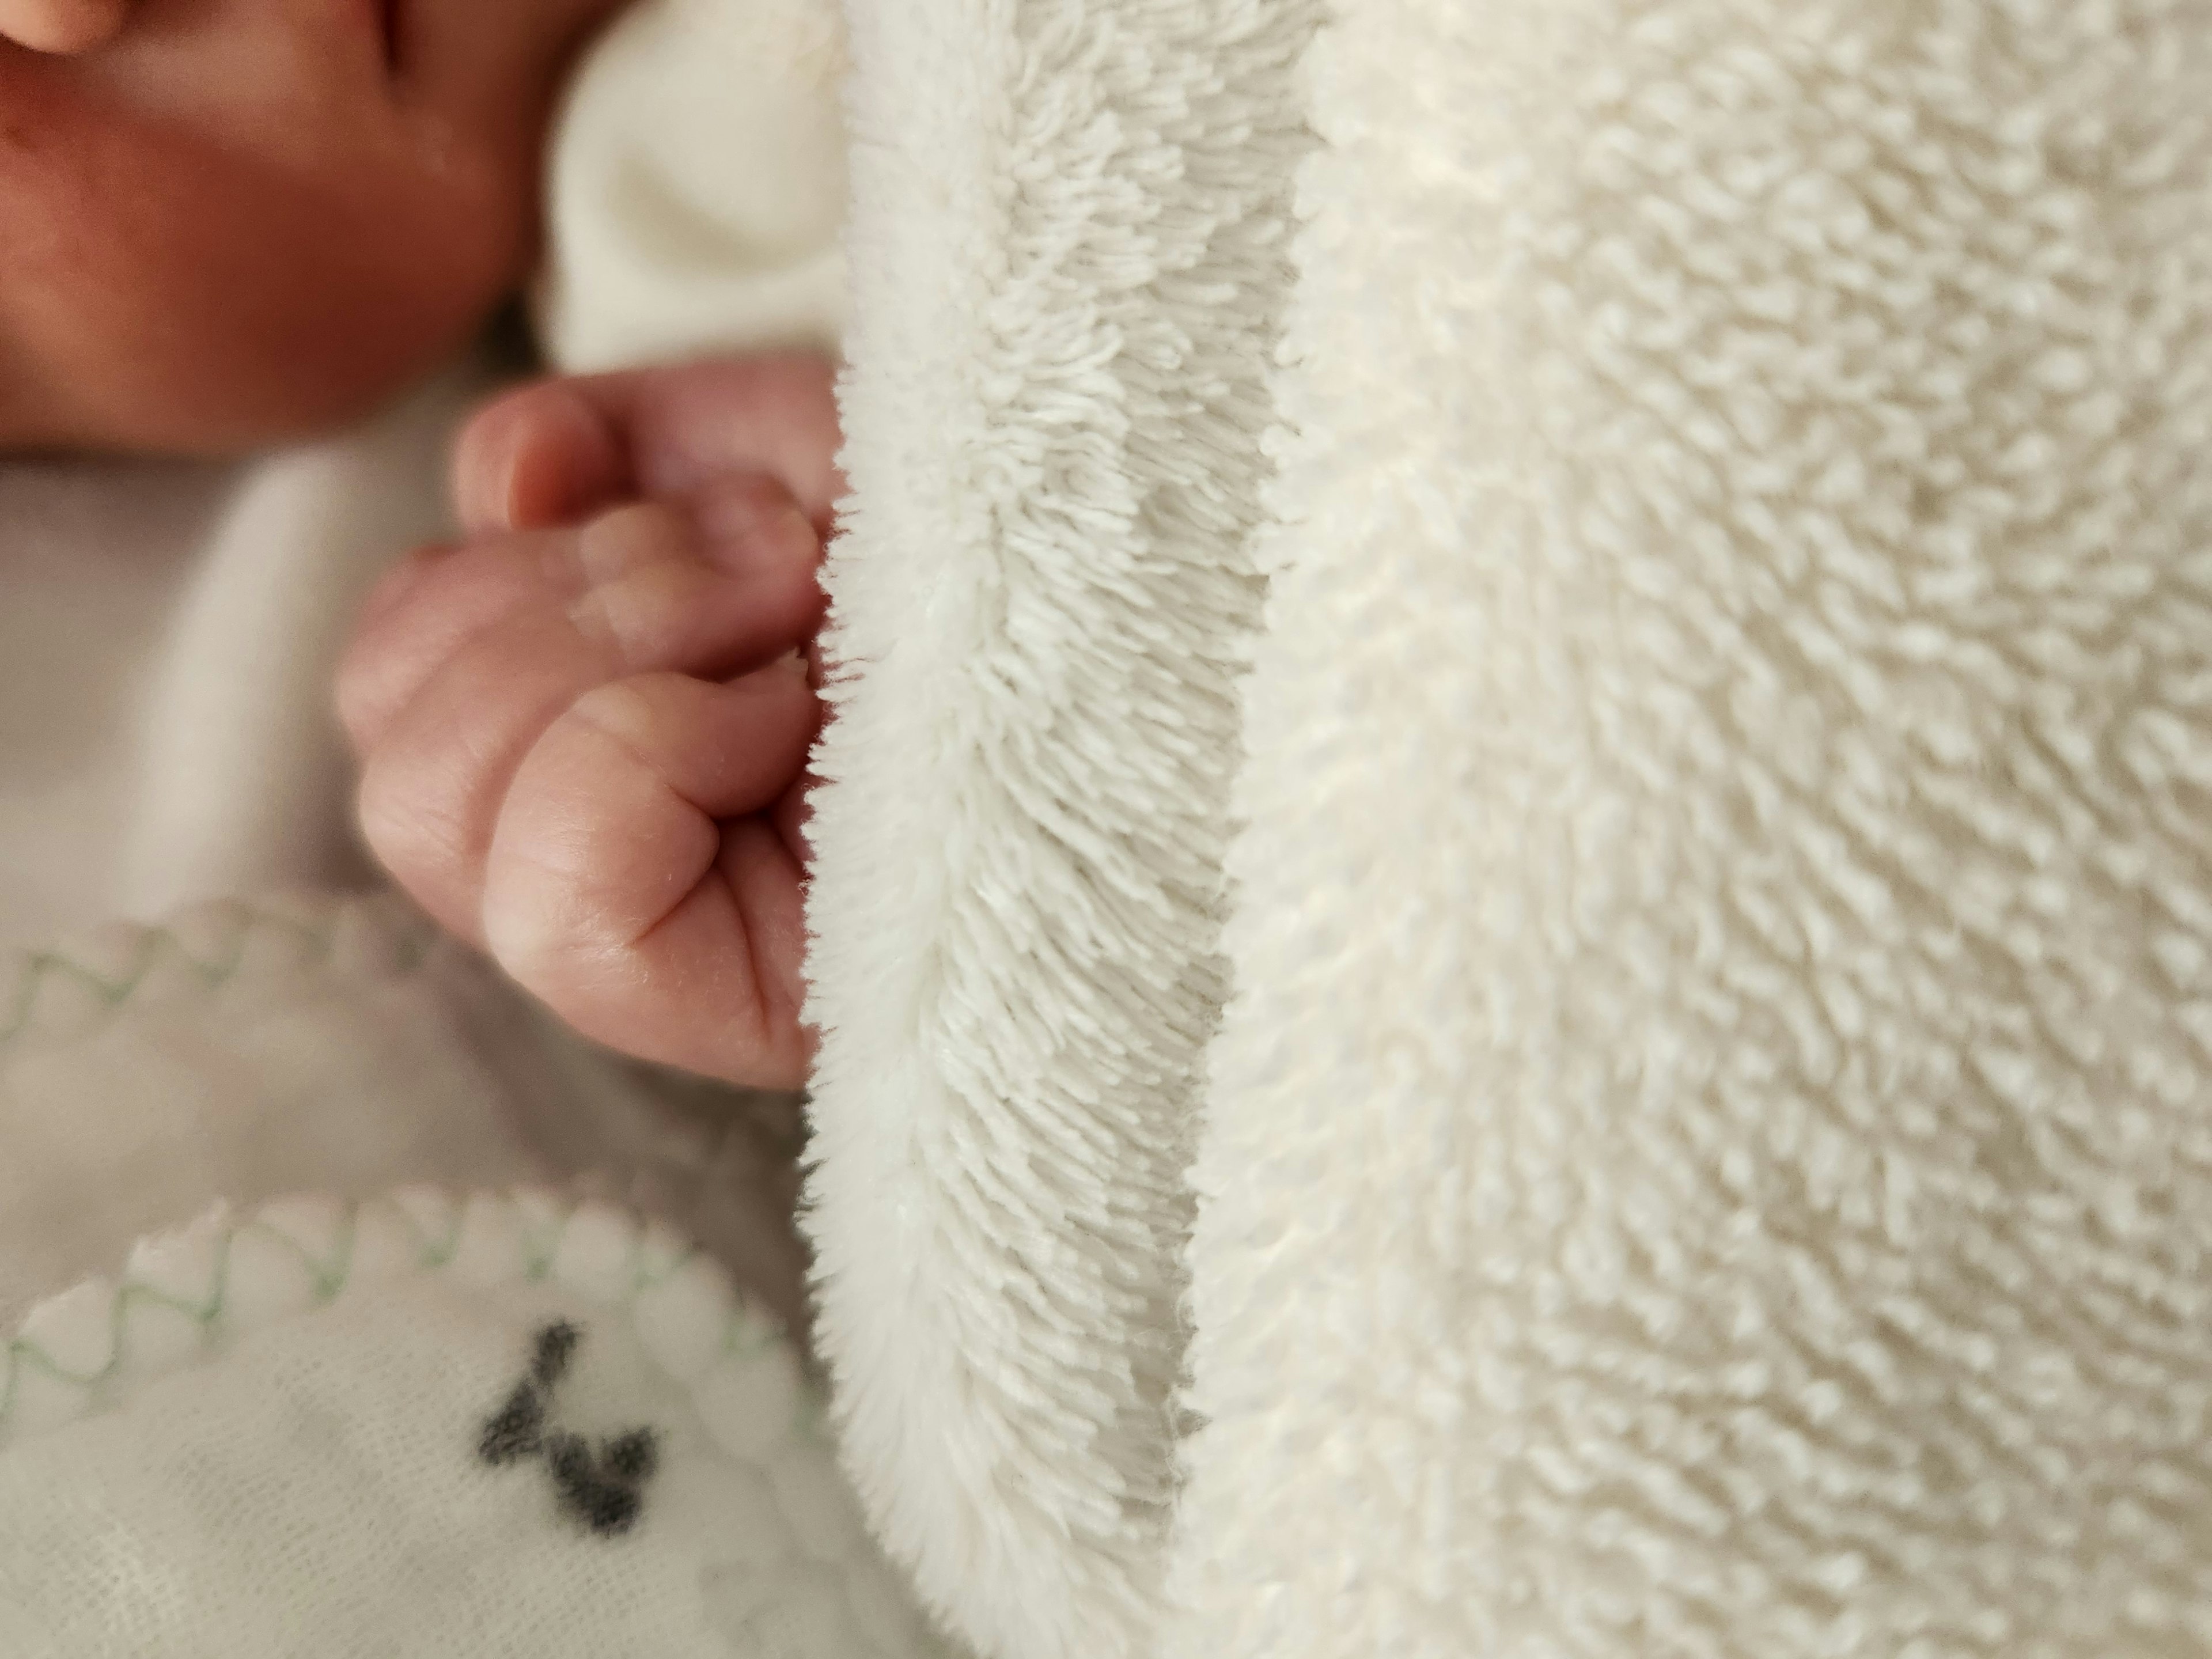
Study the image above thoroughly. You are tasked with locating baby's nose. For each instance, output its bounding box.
[0,0,129,53]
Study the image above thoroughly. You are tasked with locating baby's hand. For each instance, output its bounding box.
[338,357,842,1090]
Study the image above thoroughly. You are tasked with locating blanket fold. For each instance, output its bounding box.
[802,0,1317,1653]
[809,2,2212,1656]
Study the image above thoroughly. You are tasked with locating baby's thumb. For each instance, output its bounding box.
[454,381,632,535]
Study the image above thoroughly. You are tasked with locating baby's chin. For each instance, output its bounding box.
[2,184,535,458]
[7,309,507,460]
[98,365,457,459]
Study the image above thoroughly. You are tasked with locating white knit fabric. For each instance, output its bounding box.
[0,892,529,1329]
[537,0,850,373]
[0,1192,944,1657]
[808,2,2212,1656]
[799,1,1317,1655]
[0,452,230,948]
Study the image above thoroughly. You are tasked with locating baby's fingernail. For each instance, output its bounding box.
[690,478,817,573]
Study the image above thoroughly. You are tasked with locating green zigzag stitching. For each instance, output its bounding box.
[0,1196,885,1644]
[0,899,438,1050]
[0,1194,801,1443]
[0,1206,370,1414]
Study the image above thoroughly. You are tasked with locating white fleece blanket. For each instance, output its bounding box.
[805,1,1315,1653]
[806,3,2212,1657]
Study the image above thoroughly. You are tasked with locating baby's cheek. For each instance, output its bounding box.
[398,109,546,295]
[3,102,536,452]
[255,136,535,427]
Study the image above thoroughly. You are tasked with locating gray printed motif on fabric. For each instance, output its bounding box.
[0,1191,956,1658]
[478,1320,665,1536]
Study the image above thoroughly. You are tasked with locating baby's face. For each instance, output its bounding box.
[0,0,626,454]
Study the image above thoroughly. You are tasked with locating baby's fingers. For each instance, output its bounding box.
[342,474,816,757]
[339,529,578,756]
[453,377,631,535]
[483,666,819,1088]
[354,490,821,944]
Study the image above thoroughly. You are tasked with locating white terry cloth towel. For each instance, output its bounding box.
[804,2,2212,1658]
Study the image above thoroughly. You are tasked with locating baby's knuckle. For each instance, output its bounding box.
[484,874,612,997]
[480,881,559,981]
[575,501,691,585]
[567,562,706,667]
[356,759,465,888]
[563,678,665,754]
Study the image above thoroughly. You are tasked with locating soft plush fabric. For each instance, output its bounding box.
[800,0,1318,1654]
[806,2,2212,1657]
[0,1190,944,1657]
[537,0,850,372]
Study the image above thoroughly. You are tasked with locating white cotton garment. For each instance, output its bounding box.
[0,453,234,948]
[0,1190,944,1659]
[0,888,823,1339]
[536,0,850,373]
[0,362,484,955]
